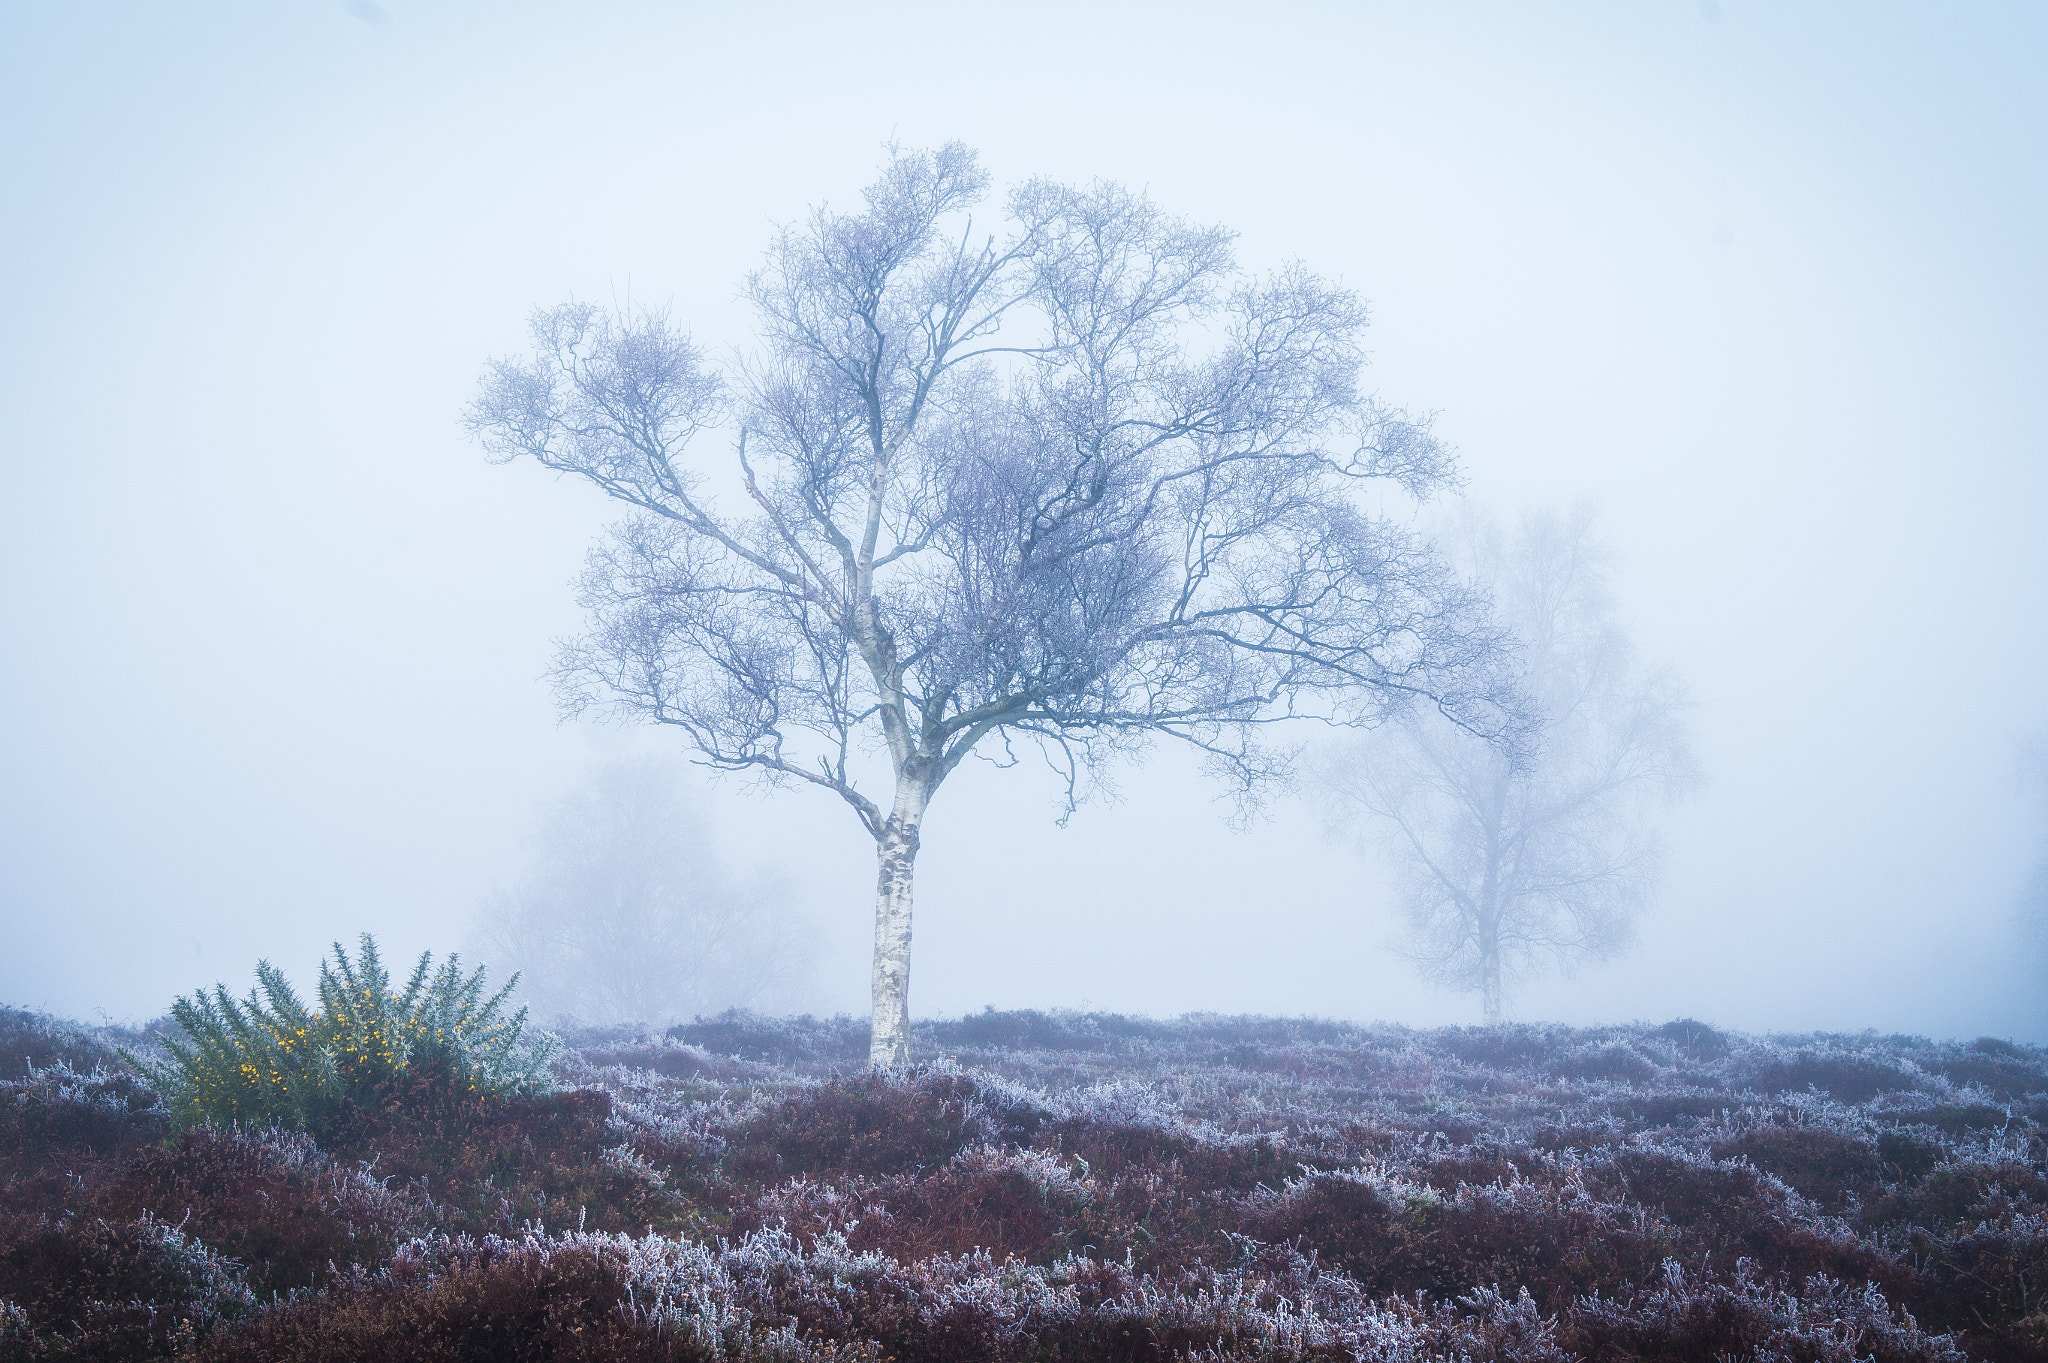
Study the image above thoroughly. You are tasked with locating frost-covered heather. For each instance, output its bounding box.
[1,1003,2041,1360]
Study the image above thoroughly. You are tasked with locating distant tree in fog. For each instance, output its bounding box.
[2019,737,2048,973]
[474,761,813,1026]
[1317,506,1702,1024]
[466,143,1525,1066]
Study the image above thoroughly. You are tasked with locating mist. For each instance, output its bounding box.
[3,2,2043,1043]
[470,759,816,1027]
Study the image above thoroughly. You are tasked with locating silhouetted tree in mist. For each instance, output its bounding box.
[466,143,1526,1065]
[2019,737,2048,984]
[1317,506,1702,1023]
[474,761,813,1026]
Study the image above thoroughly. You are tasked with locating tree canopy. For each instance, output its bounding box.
[469,144,1524,1062]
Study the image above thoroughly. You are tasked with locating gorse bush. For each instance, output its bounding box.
[127,935,556,1133]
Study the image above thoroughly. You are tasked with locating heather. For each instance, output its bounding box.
[2,1005,2043,1360]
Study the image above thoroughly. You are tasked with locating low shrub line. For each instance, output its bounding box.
[1,1000,2042,1359]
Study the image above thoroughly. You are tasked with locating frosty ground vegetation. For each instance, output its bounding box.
[4,995,2045,1359]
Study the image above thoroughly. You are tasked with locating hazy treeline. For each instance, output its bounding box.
[471,760,816,1027]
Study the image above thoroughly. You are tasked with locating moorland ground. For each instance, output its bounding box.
[3,1004,2045,1361]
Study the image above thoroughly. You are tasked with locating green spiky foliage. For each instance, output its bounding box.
[125,935,557,1133]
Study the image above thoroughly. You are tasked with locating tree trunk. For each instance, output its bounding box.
[868,782,928,1068]
[1479,931,1503,1026]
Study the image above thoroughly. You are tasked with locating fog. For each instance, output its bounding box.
[3,2,2042,1041]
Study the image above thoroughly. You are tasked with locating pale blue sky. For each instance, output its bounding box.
[3,2,2043,1037]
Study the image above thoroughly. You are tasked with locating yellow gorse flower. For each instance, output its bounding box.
[130,934,554,1135]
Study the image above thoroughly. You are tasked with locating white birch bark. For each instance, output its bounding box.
[1479,846,1504,1025]
[868,781,929,1068]
[1479,934,1504,1025]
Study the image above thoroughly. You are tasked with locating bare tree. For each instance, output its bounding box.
[1317,506,1701,1023]
[473,760,813,1026]
[466,143,1523,1065]
[2018,737,2048,975]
